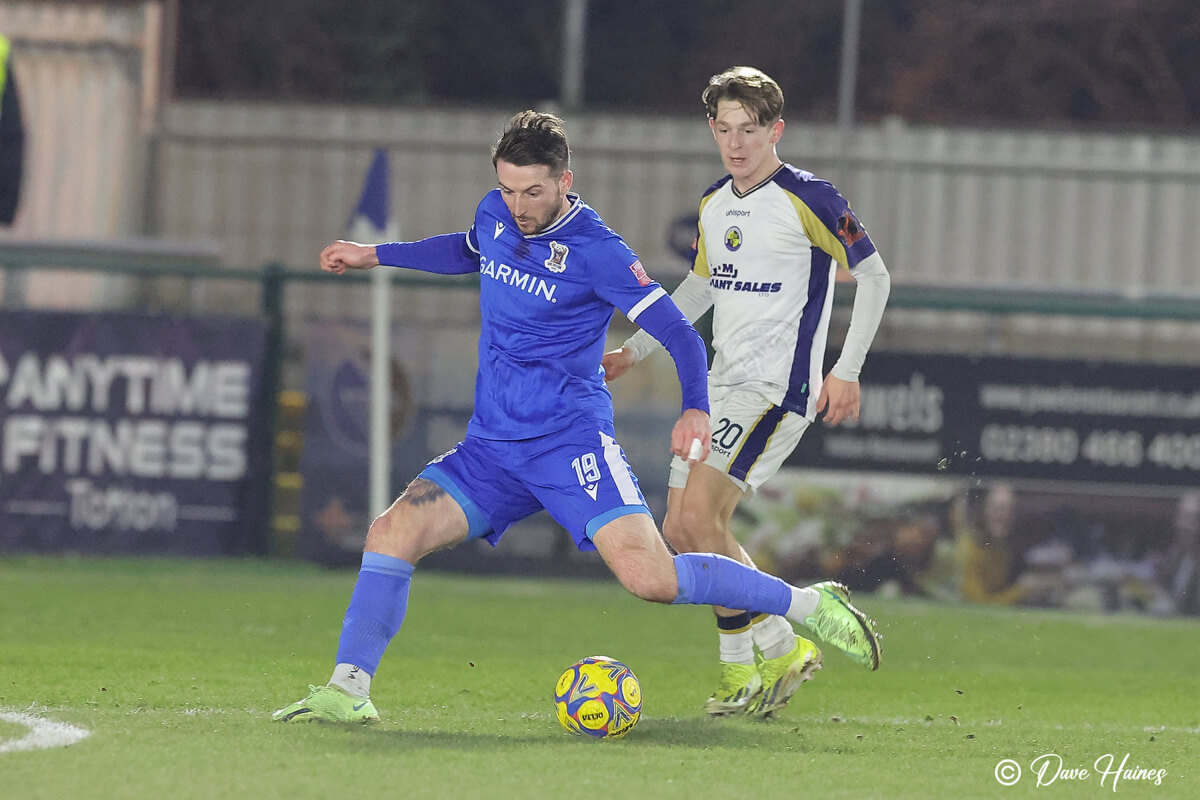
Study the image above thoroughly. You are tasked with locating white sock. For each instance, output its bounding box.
[329,663,372,699]
[787,586,820,621]
[751,615,797,661]
[718,628,756,665]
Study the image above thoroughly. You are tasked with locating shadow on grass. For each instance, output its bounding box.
[317,714,833,752]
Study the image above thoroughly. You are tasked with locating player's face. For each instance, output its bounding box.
[495,160,573,235]
[709,100,784,190]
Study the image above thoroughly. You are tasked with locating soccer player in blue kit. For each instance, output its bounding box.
[274,111,879,723]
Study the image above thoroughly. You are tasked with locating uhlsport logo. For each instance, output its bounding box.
[544,241,569,273]
[724,226,742,251]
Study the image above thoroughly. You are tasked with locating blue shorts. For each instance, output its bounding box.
[417,422,651,551]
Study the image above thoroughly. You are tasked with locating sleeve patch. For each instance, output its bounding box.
[836,211,867,248]
[628,259,652,287]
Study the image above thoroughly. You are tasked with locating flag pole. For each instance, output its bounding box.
[348,147,396,519]
[369,261,391,518]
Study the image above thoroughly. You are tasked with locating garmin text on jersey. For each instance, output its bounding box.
[480,258,558,303]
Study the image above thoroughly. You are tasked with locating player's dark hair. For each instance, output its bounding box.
[702,66,784,126]
[491,111,571,175]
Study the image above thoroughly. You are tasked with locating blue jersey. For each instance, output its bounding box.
[462,190,664,440]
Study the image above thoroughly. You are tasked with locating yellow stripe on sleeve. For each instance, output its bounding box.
[691,192,718,279]
[785,191,850,268]
[0,35,10,97]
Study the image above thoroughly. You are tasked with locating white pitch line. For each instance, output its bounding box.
[0,711,90,754]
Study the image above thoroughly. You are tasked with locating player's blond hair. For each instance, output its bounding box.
[702,66,784,126]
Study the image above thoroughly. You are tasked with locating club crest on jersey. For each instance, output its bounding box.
[724,226,743,251]
[836,211,867,247]
[544,241,569,273]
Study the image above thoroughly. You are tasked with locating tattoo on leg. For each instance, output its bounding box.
[400,480,446,507]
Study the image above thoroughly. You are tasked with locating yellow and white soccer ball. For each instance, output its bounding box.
[553,655,642,739]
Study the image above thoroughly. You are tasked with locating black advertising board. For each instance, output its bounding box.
[0,310,270,555]
[792,353,1200,487]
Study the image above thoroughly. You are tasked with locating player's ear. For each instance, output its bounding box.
[559,168,573,193]
[770,118,785,144]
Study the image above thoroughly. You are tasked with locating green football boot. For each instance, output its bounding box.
[272,684,379,723]
[794,581,881,670]
[747,635,822,718]
[704,661,763,716]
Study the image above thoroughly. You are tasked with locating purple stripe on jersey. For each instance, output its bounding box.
[782,250,833,412]
[729,405,787,481]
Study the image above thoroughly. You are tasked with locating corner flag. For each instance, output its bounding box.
[348,148,398,516]
[347,148,400,243]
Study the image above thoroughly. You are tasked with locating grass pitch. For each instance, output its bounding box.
[1,556,1196,800]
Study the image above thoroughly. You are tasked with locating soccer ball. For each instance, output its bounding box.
[553,655,642,739]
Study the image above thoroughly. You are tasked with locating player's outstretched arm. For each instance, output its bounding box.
[320,240,379,274]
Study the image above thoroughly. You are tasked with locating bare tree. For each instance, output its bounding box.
[876,0,1198,126]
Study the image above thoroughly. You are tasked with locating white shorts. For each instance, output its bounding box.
[669,385,811,493]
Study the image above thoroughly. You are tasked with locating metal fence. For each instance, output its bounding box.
[3,242,1198,558]
[7,0,1200,364]
[153,101,1200,295]
[145,101,1200,368]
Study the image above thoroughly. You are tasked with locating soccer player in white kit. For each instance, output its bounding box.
[604,67,889,716]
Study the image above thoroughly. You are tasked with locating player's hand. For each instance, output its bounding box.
[601,347,636,382]
[817,374,860,426]
[319,240,380,274]
[670,408,710,462]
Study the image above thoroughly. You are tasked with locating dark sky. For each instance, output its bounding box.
[175,0,1200,129]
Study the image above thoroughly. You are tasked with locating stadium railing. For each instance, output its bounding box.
[1,240,1198,561]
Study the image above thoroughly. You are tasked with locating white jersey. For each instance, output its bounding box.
[692,164,879,418]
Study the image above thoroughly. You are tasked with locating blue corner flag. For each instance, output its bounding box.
[347,148,398,241]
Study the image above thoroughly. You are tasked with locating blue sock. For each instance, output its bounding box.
[335,552,414,675]
[671,553,791,616]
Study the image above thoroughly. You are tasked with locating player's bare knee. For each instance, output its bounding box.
[626,577,676,604]
[615,564,677,604]
[661,513,689,553]
[668,504,719,553]
[363,481,446,561]
[365,508,413,556]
